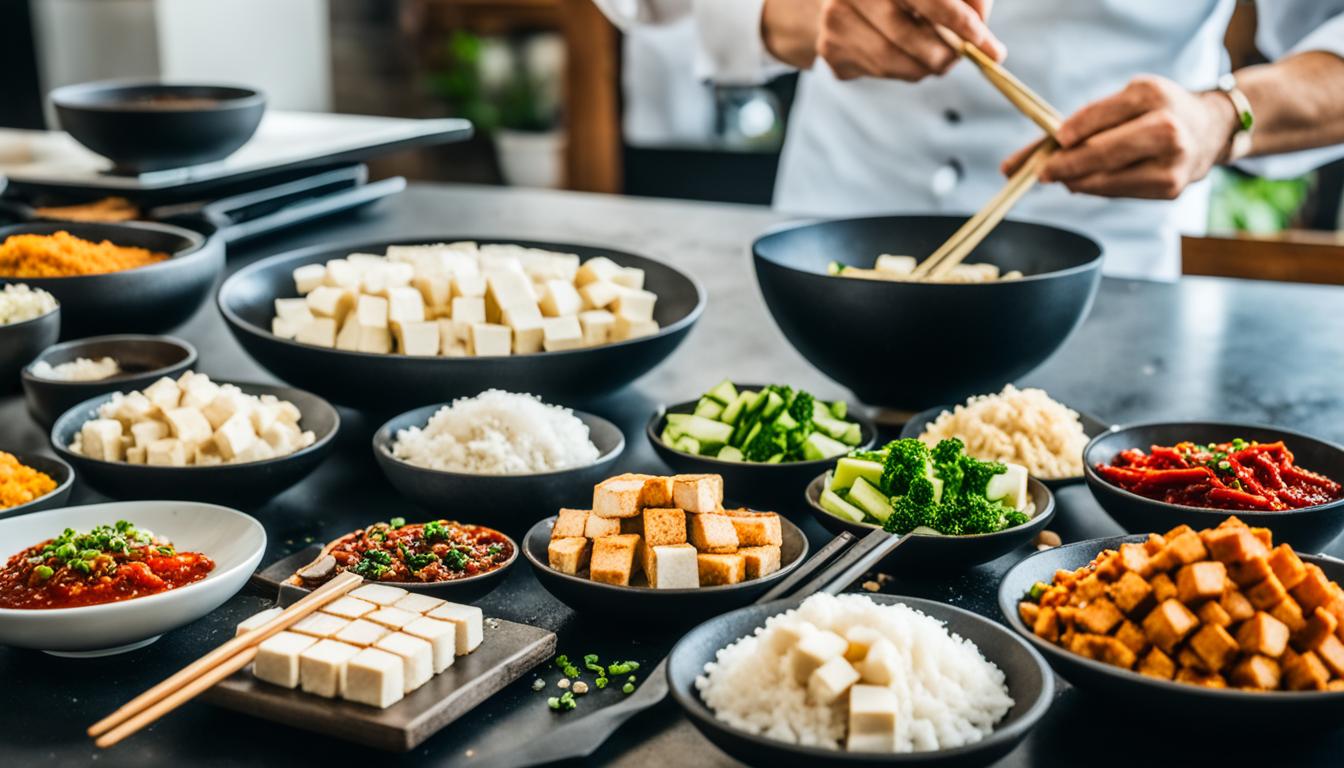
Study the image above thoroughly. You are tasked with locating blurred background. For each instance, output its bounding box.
[0,0,1340,277]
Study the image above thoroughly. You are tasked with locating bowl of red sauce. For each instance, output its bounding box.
[0,500,264,656]
[1084,422,1344,551]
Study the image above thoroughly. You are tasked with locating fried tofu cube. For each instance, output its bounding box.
[552,508,589,539]
[1178,646,1210,673]
[1270,596,1307,633]
[1143,599,1199,654]
[1291,564,1336,613]
[590,534,641,585]
[1247,573,1289,611]
[1074,573,1107,604]
[639,475,675,508]
[727,511,783,547]
[1033,606,1060,643]
[672,474,724,514]
[1144,533,1167,555]
[1206,526,1269,564]
[593,476,646,518]
[1250,527,1274,548]
[739,545,781,579]
[1237,611,1290,657]
[1116,542,1151,576]
[688,513,739,553]
[1230,654,1281,690]
[547,537,591,575]
[1166,531,1209,565]
[1228,556,1273,587]
[1221,588,1256,623]
[1297,606,1340,652]
[1284,649,1331,690]
[641,507,688,547]
[1317,634,1344,676]
[1150,572,1178,603]
[697,553,745,586]
[1019,602,1041,627]
[1175,668,1226,688]
[1165,524,1195,539]
[1076,597,1124,635]
[1177,561,1227,604]
[1267,544,1309,590]
[1198,600,1232,627]
[1115,620,1149,654]
[1137,647,1176,680]
[648,544,699,588]
[1189,624,1240,671]
[584,514,622,538]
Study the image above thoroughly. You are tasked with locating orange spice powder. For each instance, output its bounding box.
[0,452,57,510]
[0,230,170,278]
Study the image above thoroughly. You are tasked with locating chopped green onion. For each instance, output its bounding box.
[595,676,608,689]
[621,682,635,694]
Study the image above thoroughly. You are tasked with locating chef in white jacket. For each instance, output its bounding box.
[593,1,1344,280]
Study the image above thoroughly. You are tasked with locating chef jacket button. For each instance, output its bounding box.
[944,109,961,124]
[931,159,963,198]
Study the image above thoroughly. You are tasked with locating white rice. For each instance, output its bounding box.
[0,283,57,325]
[918,384,1088,479]
[391,389,599,474]
[695,593,1013,753]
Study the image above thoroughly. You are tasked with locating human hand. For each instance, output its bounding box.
[1001,75,1237,199]
[762,0,1004,81]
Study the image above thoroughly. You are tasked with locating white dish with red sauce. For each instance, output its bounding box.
[0,500,264,656]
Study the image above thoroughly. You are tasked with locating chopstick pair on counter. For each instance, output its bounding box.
[87,570,364,749]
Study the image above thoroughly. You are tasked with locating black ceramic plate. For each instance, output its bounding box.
[900,401,1110,490]
[50,381,338,504]
[0,452,74,520]
[646,383,877,513]
[218,237,705,410]
[804,472,1055,572]
[21,334,197,428]
[1000,535,1344,723]
[0,221,223,339]
[1083,421,1344,551]
[372,404,625,538]
[667,594,1054,767]
[752,215,1102,410]
[522,514,809,628]
[0,306,60,394]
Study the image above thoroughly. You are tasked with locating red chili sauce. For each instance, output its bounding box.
[327,519,513,583]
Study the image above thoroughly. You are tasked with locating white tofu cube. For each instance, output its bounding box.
[402,617,457,673]
[874,254,916,275]
[305,286,354,322]
[365,607,419,631]
[484,271,535,322]
[578,310,615,346]
[651,545,699,589]
[541,316,583,352]
[293,264,327,294]
[164,407,213,447]
[272,317,301,339]
[274,298,313,324]
[201,385,252,430]
[347,252,386,270]
[359,263,390,296]
[394,321,440,356]
[180,376,220,410]
[146,438,188,467]
[766,620,817,656]
[255,631,317,689]
[848,685,899,752]
[858,638,901,685]
[334,619,391,647]
[468,323,511,356]
[413,274,452,309]
[322,596,377,620]
[78,419,122,462]
[539,280,583,317]
[387,287,426,325]
[612,313,659,341]
[234,439,276,463]
[385,262,415,289]
[143,376,182,412]
[510,314,544,354]
[500,302,542,327]
[451,296,486,327]
[351,583,410,606]
[262,421,302,454]
[612,267,645,290]
[575,256,621,287]
[343,648,405,708]
[579,280,621,309]
[323,259,361,291]
[392,592,446,615]
[125,446,147,464]
[275,400,302,425]
[808,656,860,705]
[452,273,486,298]
[612,289,657,322]
[113,391,155,422]
[292,611,350,638]
[355,295,389,327]
[844,625,883,662]
[213,412,257,460]
[426,603,483,655]
[375,632,434,692]
[790,630,848,684]
[130,420,168,448]
[299,639,361,698]
[193,442,224,466]
[296,317,338,348]
[235,607,283,637]
[249,403,280,436]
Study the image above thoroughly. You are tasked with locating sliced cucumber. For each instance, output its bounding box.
[775,410,799,431]
[802,432,849,461]
[759,390,785,420]
[829,400,848,420]
[820,489,867,524]
[765,453,784,464]
[693,397,725,420]
[717,445,744,462]
[839,422,863,446]
[669,414,733,447]
[673,435,702,455]
[848,477,895,524]
[706,379,738,406]
[721,391,754,424]
[831,458,884,492]
[986,463,1029,510]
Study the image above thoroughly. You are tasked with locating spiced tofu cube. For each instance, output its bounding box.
[547,537,591,575]
[1033,606,1060,643]
[1176,561,1227,604]
[1110,571,1155,615]
[590,534,641,585]
[672,474,723,513]
[1249,527,1274,549]
[639,475,675,508]
[1142,599,1199,654]
[697,553,745,586]
[1144,533,1167,555]
[1164,524,1195,540]
[1189,624,1240,671]
[584,514,622,538]
[1077,635,1136,669]
[1150,573,1178,603]
[688,513,739,553]
[552,508,590,539]
[1296,606,1340,652]
[739,545,781,579]
[1175,668,1227,688]
[641,507,688,547]
[727,511,783,547]
[1138,647,1177,680]
[1228,556,1273,587]
[1197,600,1232,628]
[1315,634,1344,677]
[1116,543,1151,576]
[1115,620,1149,654]
[1221,588,1256,623]
[1178,647,1210,673]
[1019,602,1041,626]
[1267,544,1309,590]
[1237,611,1290,657]
[1165,531,1209,566]
[1284,649,1331,690]
[593,476,647,519]
[1269,596,1307,633]
[1076,597,1124,635]
[1230,654,1281,690]
[1074,573,1107,604]
[1291,564,1336,613]
[1247,573,1289,611]
[1206,527,1269,564]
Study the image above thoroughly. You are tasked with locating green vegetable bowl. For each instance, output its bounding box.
[646,381,876,512]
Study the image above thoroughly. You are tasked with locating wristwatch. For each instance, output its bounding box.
[1215,73,1255,161]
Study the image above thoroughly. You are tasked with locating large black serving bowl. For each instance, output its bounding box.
[0,452,74,520]
[372,403,625,537]
[219,237,705,409]
[0,221,222,339]
[805,472,1056,572]
[1084,421,1344,551]
[22,335,197,428]
[752,216,1102,409]
[51,81,265,172]
[0,305,60,394]
[523,514,809,628]
[1000,535,1344,724]
[51,382,338,504]
[668,594,1054,767]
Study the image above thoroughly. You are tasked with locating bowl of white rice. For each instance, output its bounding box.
[668,592,1053,767]
[21,334,197,428]
[0,283,60,394]
[373,390,625,535]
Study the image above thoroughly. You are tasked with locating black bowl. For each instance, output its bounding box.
[218,237,705,410]
[752,215,1102,410]
[647,384,877,513]
[900,401,1110,490]
[373,404,625,538]
[22,334,197,428]
[1083,421,1344,551]
[523,514,810,627]
[50,381,338,504]
[1000,535,1344,723]
[51,81,265,173]
[0,452,74,520]
[0,221,223,339]
[668,593,1054,767]
[804,472,1056,572]
[0,306,60,394]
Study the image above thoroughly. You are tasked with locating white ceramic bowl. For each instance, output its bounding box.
[0,500,265,656]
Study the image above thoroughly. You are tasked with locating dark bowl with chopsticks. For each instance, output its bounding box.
[21,334,197,428]
[372,404,626,538]
[51,81,265,173]
[0,221,223,339]
[753,215,1102,410]
[0,451,74,521]
[668,593,1054,767]
[0,303,60,394]
[522,514,810,628]
[900,401,1110,490]
[50,381,338,504]
[1000,535,1344,724]
[646,384,877,512]
[1083,421,1344,552]
[804,471,1056,572]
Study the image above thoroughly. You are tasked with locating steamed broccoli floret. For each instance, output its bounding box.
[850,449,887,463]
[743,424,787,462]
[787,390,814,425]
[952,495,1016,535]
[882,475,938,535]
[879,439,931,497]
[1002,509,1030,529]
[960,455,1007,497]
[931,437,964,466]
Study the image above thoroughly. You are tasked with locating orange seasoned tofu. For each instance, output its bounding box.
[1110,571,1155,615]
[592,475,650,519]
[1236,611,1290,657]
[738,545,781,579]
[1019,602,1041,626]
[547,537,591,575]
[589,534,641,585]
[1033,606,1060,643]
[1137,647,1176,680]
[671,474,722,514]
[1076,597,1124,635]
[1230,654,1281,690]
[1188,623,1240,671]
[727,511,783,547]
[552,508,590,539]
[1175,668,1226,688]
[639,476,675,509]
[1220,588,1256,623]
[688,513,739,553]
[1116,542,1151,576]
[584,514,622,538]
[1143,533,1167,556]
[1205,526,1269,564]
[1227,557,1273,587]
[1297,607,1341,652]
[1267,544,1309,590]
[1284,649,1331,691]
[1197,600,1232,628]
[1142,599,1199,654]
[1067,634,1137,669]
[640,507,688,547]
[1115,620,1148,654]
[1250,527,1274,549]
[1165,530,1208,566]
[1164,524,1195,539]
[1073,573,1107,604]
[696,553,745,586]
[1291,564,1336,613]
[1269,596,1307,633]
[1316,634,1344,677]
[1246,573,1289,611]
[1150,573,1178,603]
[1176,561,1226,604]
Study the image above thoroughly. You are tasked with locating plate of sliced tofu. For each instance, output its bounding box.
[523,473,810,625]
[218,237,705,408]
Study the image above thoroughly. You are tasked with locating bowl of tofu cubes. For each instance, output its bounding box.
[1001,530,1344,723]
[524,473,810,626]
[217,238,705,409]
[50,372,339,503]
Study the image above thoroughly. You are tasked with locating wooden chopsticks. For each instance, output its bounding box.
[932,26,1062,138]
[88,569,364,748]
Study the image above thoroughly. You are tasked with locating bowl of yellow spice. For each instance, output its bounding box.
[0,221,222,339]
[0,451,74,521]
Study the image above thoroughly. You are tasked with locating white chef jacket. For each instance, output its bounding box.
[595,0,1344,280]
